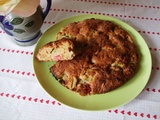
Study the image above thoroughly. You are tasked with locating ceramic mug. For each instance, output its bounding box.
[0,0,51,46]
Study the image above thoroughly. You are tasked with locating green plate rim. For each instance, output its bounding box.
[33,14,152,111]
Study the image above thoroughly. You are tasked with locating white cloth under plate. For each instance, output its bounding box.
[0,0,160,120]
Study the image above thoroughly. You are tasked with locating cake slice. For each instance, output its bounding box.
[36,38,75,61]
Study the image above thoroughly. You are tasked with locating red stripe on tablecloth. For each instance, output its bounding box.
[43,21,55,24]
[138,31,160,35]
[0,48,33,55]
[0,31,5,33]
[0,92,61,106]
[1,68,35,77]
[152,67,160,70]
[149,48,160,51]
[73,0,160,10]
[145,88,160,93]
[108,109,158,119]
[50,8,160,22]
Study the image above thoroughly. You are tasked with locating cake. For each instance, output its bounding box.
[39,18,140,96]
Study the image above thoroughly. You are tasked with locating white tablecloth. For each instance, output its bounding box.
[0,0,160,120]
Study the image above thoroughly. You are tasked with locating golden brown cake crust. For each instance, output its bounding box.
[50,18,139,96]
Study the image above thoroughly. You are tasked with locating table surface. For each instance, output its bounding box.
[0,0,160,120]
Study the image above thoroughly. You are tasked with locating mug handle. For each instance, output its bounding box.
[43,0,52,20]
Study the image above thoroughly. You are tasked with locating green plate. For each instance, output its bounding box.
[33,14,152,111]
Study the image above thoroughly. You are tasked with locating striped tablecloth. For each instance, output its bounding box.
[0,0,160,120]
